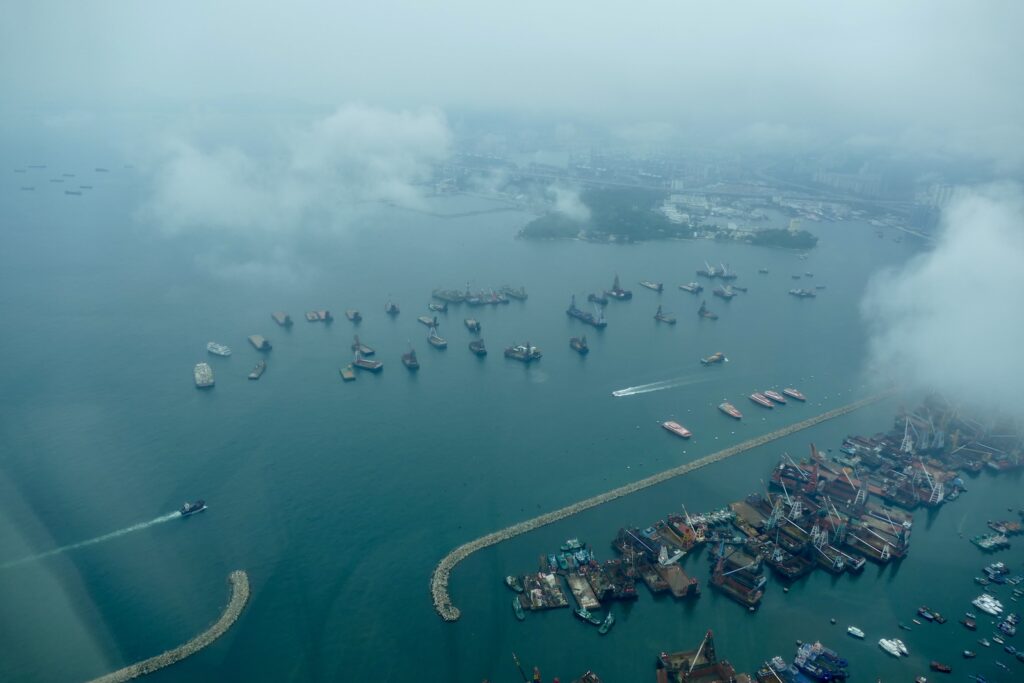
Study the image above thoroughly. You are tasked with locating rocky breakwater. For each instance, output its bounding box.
[431,391,893,621]
[88,570,250,682]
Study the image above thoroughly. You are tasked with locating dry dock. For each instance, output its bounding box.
[87,571,250,682]
[430,392,892,621]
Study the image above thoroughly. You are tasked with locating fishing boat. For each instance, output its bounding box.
[339,364,356,381]
[783,387,806,402]
[719,402,743,420]
[512,596,525,621]
[662,421,692,439]
[428,326,448,349]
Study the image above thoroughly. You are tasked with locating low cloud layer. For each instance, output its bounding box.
[862,185,1024,418]
[550,185,591,222]
[144,104,451,235]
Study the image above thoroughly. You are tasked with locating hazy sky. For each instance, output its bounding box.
[4,1,1023,155]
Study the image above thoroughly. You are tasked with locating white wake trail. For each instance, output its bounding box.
[612,375,711,398]
[1,511,181,570]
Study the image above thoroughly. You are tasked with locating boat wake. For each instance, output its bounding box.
[1,511,181,570]
[612,375,710,398]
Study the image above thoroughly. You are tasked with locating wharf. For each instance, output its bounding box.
[431,391,894,621]
[87,571,249,682]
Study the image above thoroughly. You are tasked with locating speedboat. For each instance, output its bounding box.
[180,500,206,517]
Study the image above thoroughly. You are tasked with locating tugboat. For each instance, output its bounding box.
[505,576,524,593]
[604,273,632,300]
[701,352,726,366]
[428,302,448,313]
[469,339,487,356]
[570,336,589,355]
[567,295,608,329]
[750,393,774,409]
[783,387,807,402]
[340,364,356,381]
[352,350,383,373]
[574,607,602,626]
[654,305,676,324]
[598,612,615,635]
[504,342,542,363]
[512,596,525,621]
[401,344,419,371]
[639,280,663,292]
[464,318,481,333]
[679,282,704,294]
[662,421,692,439]
[345,309,362,322]
[428,326,448,349]
[248,360,266,380]
[180,500,207,517]
[697,300,718,320]
[719,402,743,420]
[587,292,609,306]
[385,299,400,316]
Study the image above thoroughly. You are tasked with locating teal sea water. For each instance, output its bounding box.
[1,164,1021,682]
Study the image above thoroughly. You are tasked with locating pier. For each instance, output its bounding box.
[88,570,250,682]
[430,392,892,621]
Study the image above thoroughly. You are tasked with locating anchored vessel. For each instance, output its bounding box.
[194,363,214,388]
[698,300,718,320]
[604,274,632,300]
[385,300,400,316]
[351,335,375,356]
[180,500,206,517]
[271,311,293,327]
[713,285,737,300]
[679,282,704,294]
[305,310,332,322]
[570,336,589,355]
[339,364,356,381]
[662,421,692,439]
[764,390,787,404]
[505,342,542,363]
[428,326,448,349]
[750,393,774,409]
[789,288,817,298]
[402,344,420,370]
[639,280,663,292]
[417,315,436,326]
[719,402,743,420]
[352,351,383,373]
[469,339,487,356]
[654,305,676,325]
[206,342,231,357]
[587,292,609,306]
[500,285,529,300]
[345,309,362,322]
[567,295,607,329]
[464,318,481,332]
[428,302,448,313]
[783,388,807,402]
[847,626,865,639]
[248,335,272,351]
[248,360,266,380]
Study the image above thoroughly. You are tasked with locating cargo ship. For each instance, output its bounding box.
[701,352,726,366]
[305,310,332,322]
[385,299,400,316]
[713,285,736,300]
[604,274,632,300]
[428,326,448,349]
[570,336,589,355]
[271,311,293,327]
[764,390,787,404]
[469,339,487,356]
[206,341,231,357]
[654,305,676,324]
[401,344,419,370]
[639,280,663,292]
[505,342,542,363]
[719,402,743,419]
[248,360,266,380]
[352,352,383,373]
[501,285,528,301]
[248,335,272,351]
[750,393,774,409]
[662,421,692,439]
[428,302,448,313]
[698,300,718,320]
[587,292,609,306]
[431,288,466,304]
[679,282,704,294]
[180,500,206,516]
[465,290,509,306]
[567,295,607,329]
[417,315,435,326]
[345,309,362,322]
[351,336,375,356]
[464,318,481,333]
[339,364,356,381]
[194,363,214,388]
[783,388,806,401]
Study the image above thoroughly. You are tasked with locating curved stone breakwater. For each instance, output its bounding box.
[88,570,250,682]
[431,392,892,621]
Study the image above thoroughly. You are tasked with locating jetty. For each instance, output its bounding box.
[88,570,250,682]
[430,392,893,621]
